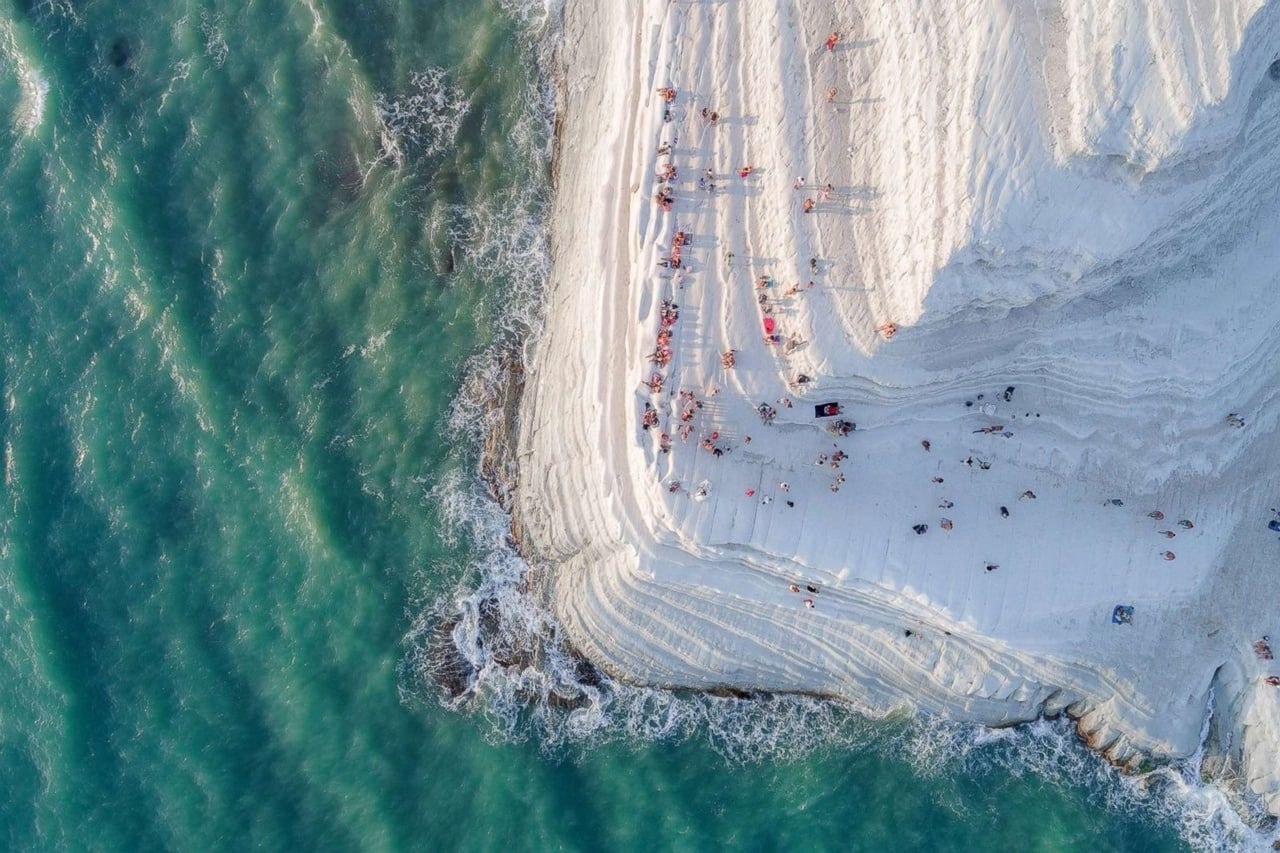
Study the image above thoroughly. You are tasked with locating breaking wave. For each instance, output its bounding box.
[406,3,1278,850]
[374,67,470,168]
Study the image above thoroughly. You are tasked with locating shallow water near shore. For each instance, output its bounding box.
[0,0,1261,849]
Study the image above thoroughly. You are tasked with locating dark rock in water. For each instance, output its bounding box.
[1270,59,1280,81]
[708,686,759,700]
[546,690,588,710]
[476,598,536,671]
[574,656,602,688]
[109,36,132,69]
[423,207,458,278]
[477,350,525,511]
[538,645,606,709]
[426,617,473,699]
[477,597,504,641]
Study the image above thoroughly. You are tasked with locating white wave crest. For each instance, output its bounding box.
[498,0,561,33]
[200,12,229,67]
[374,68,469,168]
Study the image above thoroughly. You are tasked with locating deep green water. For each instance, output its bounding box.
[0,0,1246,849]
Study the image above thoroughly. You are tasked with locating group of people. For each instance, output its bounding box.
[812,448,849,493]
[675,390,705,444]
[1251,638,1280,687]
[798,181,837,214]
[638,24,1260,648]
[642,81,708,454]
[647,80,1218,624]
[880,384,1218,582]
[643,76,742,464]
[643,300,680,383]
[668,229,688,268]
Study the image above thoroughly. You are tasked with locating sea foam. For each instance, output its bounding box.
[0,22,48,137]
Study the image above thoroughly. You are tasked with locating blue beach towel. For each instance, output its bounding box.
[1111,605,1135,625]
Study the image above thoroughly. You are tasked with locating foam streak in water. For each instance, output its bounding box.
[373,68,469,168]
[0,20,49,138]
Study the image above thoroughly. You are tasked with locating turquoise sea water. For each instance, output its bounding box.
[0,0,1263,849]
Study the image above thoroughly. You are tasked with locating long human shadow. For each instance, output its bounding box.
[716,114,760,128]
[833,38,879,52]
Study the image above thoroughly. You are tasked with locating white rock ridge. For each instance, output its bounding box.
[516,0,1280,815]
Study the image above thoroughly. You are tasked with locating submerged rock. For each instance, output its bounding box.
[425,617,473,699]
